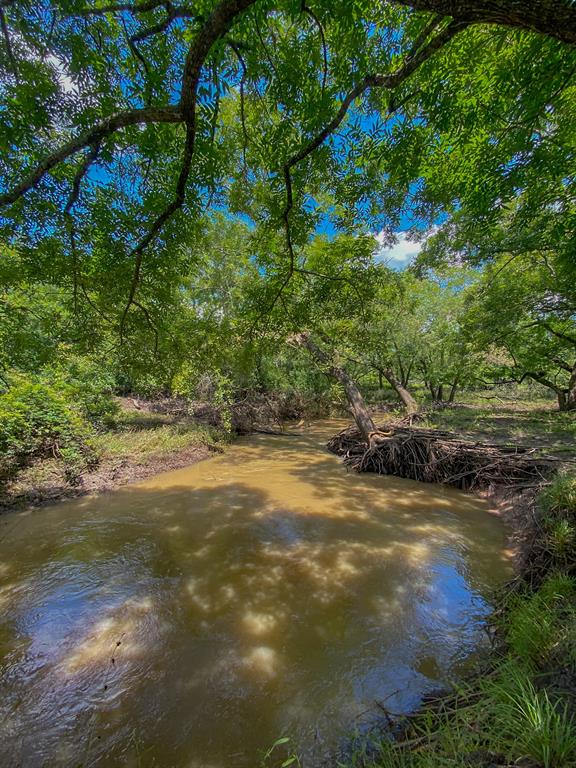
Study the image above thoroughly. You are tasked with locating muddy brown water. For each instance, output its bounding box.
[0,420,511,767]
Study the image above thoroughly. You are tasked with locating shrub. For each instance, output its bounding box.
[0,377,97,487]
[45,354,119,428]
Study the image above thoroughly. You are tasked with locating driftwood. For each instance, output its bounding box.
[327,425,558,491]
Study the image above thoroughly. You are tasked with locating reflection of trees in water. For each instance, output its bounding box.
[0,438,510,768]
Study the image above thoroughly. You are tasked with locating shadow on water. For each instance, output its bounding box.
[0,421,512,768]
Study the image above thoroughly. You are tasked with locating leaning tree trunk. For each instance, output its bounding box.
[559,363,576,411]
[381,368,419,414]
[526,369,576,412]
[292,333,377,443]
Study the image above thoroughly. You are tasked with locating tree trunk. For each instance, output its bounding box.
[559,363,576,411]
[447,378,459,403]
[525,370,576,412]
[403,360,414,389]
[382,368,419,414]
[391,0,576,46]
[437,384,444,402]
[293,333,377,442]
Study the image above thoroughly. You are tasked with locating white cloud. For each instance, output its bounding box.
[47,54,76,94]
[374,230,422,268]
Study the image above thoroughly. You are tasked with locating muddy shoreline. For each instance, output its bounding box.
[0,442,216,514]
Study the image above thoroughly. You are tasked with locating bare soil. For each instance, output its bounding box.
[0,442,214,514]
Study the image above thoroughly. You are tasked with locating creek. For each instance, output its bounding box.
[0,420,511,767]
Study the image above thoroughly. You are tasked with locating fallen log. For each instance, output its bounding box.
[327,425,558,491]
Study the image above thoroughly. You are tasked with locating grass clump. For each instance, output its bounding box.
[95,419,225,464]
[540,474,576,516]
[484,665,576,768]
[350,652,576,768]
[505,574,576,668]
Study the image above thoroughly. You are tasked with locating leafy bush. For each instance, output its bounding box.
[0,377,97,487]
[45,353,119,428]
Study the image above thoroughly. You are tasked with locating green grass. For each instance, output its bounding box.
[2,408,228,505]
[504,574,576,668]
[422,397,576,458]
[93,418,225,464]
[345,654,576,768]
[541,474,576,516]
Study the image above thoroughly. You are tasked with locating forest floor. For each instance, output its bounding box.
[419,396,576,459]
[0,402,227,512]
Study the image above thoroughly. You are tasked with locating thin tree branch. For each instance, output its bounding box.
[75,0,168,17]
[0,7,17,79]
[121,15,153,105]
[409,13,444,55]
[119,120,196,337]
[539,321,576,346]
[229,39,250,171]
[64,142,101,310]
[132,299,160,356]
[0,105,182,207]
[273,20,466,322]
[302,3,328,95]
[131,6,197,43]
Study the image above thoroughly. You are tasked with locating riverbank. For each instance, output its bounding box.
[325,402,576,768]
[0,405,226,512]
[0,390,339,514]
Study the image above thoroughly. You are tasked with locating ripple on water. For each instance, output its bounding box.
[0,420,511,768]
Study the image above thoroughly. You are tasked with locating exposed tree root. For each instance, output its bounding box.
[327,424,558,491]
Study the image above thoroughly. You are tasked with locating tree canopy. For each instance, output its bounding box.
[1,0,575,336]
[1,0,576,471]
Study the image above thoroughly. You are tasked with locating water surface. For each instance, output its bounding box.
[0,420,511,767]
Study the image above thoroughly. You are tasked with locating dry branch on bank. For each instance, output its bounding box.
[327,424,558,491]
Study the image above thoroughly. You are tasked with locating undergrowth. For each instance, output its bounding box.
[94,418,225,463]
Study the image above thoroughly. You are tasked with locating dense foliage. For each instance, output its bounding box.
[0,2,575,459]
